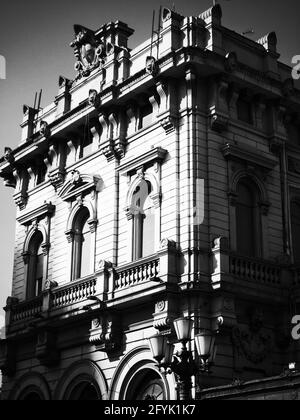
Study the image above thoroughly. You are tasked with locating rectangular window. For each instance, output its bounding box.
[237,97,253,125]
[139,104,153,129]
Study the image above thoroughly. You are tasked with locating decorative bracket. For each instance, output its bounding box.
[89,315,122,353]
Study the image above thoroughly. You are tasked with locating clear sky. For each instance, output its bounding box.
[0,0,299,327]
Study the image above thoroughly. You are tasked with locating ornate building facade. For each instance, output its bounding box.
[0,5,300,400]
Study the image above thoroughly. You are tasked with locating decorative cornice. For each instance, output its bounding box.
[17,202,55,225]
[118,147,167,175]
[222,143,278,171]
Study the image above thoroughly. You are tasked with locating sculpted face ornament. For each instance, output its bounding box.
[4,147,14,164]
[70,25,106,80]
[146,56,158,76]
[225,52,238,72]
[40,121,51,139]
[88,89,100,108]
[71,169,82,186]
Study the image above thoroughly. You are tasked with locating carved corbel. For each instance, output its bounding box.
[65,229,74,243]
[99,111,126,161]
[90,120,102,150]
[161,116,178,134]
[88,218,98,233]
[41,242,51,256]
[99,113,110,143]
[125,206,134,221]
[150,192,162,209]
[156,79,178,119]
[47,143,66,190]
[13,168,28,210]
[67,138,78,165]
[89,315,122,353]
[153,299,177,334]
[126,104,138,135]
[149,89,160,118]
[110,111,127,159]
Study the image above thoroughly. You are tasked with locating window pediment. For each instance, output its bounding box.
[222,143,278,172]
[17,202,55,226]
[117,147,167,176]
[58,170,102,202]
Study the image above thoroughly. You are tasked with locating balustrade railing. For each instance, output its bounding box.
[114,257,160,290]
[229,255,281,285]
[52,277,97,309]
[11,296,43,323]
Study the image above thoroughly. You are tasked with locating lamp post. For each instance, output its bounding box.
[148,318,216,401]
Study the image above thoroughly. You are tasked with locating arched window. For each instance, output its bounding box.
[67,382,101,401]
[132,180,155,260]
[72,208,93,280]
[27,231,44,299]
[235,180,261,258]
[291,200,300,264]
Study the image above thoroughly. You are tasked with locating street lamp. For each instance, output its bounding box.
[194,329,216,371]
[148,317,216,400]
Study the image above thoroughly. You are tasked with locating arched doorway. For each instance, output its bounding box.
[67,381,100,401]
[19,386,45,401]
[126,369,166,401]
[22,392,43,401]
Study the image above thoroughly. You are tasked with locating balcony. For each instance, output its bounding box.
[11,296,43,323]
[52,277,97,309]
[5,239,179,332]
[211,237,292,300]
[229,255,281,286]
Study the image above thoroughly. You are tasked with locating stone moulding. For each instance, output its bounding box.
[117,147,168,176]
[16,202,55,225]
[222,143,278,171]
[58,172,102,202]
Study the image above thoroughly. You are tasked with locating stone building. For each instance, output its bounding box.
[0,4,300,400]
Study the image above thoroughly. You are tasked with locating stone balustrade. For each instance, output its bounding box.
[114,257,160,291]
[11,296,43,323]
